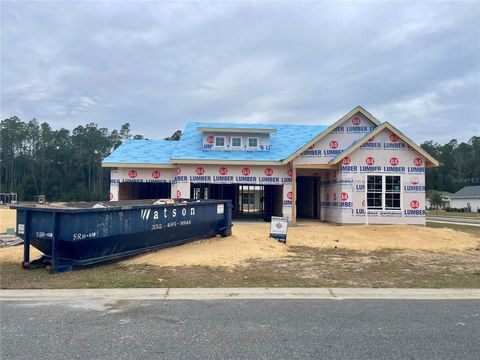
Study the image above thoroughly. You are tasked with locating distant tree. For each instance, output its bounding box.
[422,136,480,193]
[164,130,182,141]
[427,190,443,209]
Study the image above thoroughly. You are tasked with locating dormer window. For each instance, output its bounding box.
[231,137,242,148]
[215,136,225,148]
[248,137,258,149]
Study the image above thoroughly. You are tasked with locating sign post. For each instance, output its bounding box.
[269,216,288,243]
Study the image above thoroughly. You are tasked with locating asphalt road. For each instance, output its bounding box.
[1,299,479,360]
[427,216,480,225]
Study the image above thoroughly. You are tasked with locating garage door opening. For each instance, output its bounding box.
[119,182,171,200]
[296,176,321,219]
[190,183,283,220]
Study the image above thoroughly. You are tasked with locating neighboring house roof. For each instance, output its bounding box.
[426,191,453,199]
[328,122,439,167]
[451,185,480,199]
[102,140,177,167]
[171,122,328,164]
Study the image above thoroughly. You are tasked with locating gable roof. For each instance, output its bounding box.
[281,106,382,164]
[102,140,177,167]
[451,185,480,198]
[171,122,328,164]
[328,122,440,167]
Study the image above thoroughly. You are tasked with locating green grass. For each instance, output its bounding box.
[426,221,480,236]
[427,210,480,219]
[1,247,479,289]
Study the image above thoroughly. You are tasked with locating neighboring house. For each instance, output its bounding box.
[426,191,452,209]
[102,106,439,225]
[450,186,480,212]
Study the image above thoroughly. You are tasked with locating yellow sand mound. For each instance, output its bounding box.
[1,222,478,268]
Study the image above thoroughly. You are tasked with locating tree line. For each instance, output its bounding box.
[1,116,478,202]
[421,136,480,194]
[0,117,146,201]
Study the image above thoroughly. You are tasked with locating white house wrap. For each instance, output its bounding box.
[103,106,438,225]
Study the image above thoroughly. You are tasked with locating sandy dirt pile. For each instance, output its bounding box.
[0,246,42,263]
[0,208,16,233]
[124,222,479,268]
[1,221,478,268]
[124,229,289,268]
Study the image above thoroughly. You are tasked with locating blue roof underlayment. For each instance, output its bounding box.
[103,122,330,165]
[102,140,178,165]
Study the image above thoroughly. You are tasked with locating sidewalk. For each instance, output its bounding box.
[2,288,480,301]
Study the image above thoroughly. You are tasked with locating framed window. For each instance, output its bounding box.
[248,137,258,149]
[367,175,383,209]
[215,136,225,147]
[366,174,402,210]
[385,175,401,210]
[231,137,242,148]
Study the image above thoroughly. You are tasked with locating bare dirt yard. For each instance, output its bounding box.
[1,221,479,289]
[0,207,16,233]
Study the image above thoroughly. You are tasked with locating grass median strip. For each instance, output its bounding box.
[1,247,479,289]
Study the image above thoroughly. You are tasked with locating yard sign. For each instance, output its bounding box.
[270,216,288,243]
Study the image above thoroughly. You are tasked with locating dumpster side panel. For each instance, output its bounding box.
[15,200,232,270]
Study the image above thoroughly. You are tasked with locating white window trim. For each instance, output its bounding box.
[247,137,259,149]
[214,136,226,148]
[231,136,242,148]
[365,173,403,212]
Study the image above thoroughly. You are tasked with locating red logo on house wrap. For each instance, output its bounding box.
[196,167,205,175]
[219,167,228,175]
[176,168,181,175]
[329,140,338,149]
[410,200,420,209]
[390,134,399,142]
[176,190,181,198]
[287,191,292,200]
[410,177,419,185]
[308,144,315,150]
[342,157,351,165]
[109,192,113,200]
[287,168,293,177]
[414,158,423,166]
[333,193,337,201]
[207,136,214,144]
[264,168,273,176]
[365,157,375,165]
[128,170,137,178]
[242,167,250,176]
[152,170,161,179]
[341,192,348,201]
[368,136,375,142]
[390,157,399,166]
[352,117,361,125]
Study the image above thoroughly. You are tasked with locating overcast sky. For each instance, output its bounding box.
[1,1,479,143]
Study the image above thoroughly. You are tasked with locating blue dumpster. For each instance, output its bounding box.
[13,199,232,273]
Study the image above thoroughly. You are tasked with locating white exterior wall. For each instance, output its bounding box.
[110,164,294,220]
[450,198,480,212]
[336,128,426,225]
[109,167,177,201]
[202,132,270,151]
[294,113,376,165]
[108,112,430,225]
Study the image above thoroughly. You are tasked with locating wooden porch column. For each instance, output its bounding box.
[292,166,297,224]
